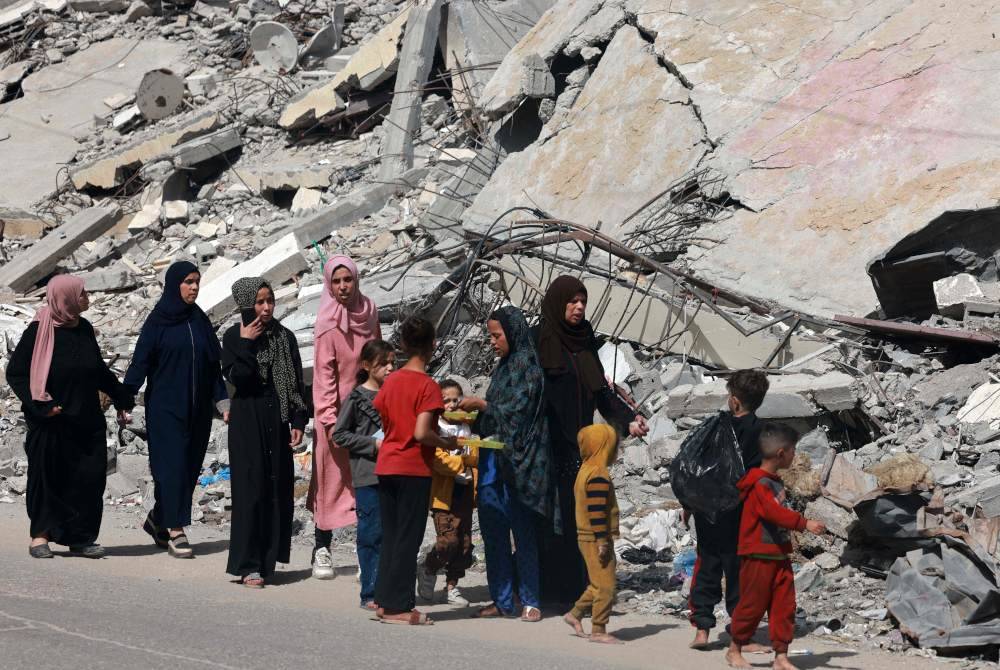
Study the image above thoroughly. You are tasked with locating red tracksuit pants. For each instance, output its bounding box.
[729,557,796,654]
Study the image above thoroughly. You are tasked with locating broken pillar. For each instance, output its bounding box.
[377,0,442,180]
[196,233,308,320]
[0,204,122,293]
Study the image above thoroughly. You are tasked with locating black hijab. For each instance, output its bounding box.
[146,260,220,361]
[536,275,605,393]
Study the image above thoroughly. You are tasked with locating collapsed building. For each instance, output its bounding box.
[2,0,1000,659]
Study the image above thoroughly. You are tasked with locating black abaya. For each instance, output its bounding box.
[535,336,634,605]
[5,319,134,545]
[221,324,307,578]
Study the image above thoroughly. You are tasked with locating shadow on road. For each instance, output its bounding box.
[613,622,675,641]
[101,539,230,557]
[269,569,313,586]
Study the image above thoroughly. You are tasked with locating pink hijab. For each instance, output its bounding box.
[30,274,86,401]
[315,256,377,339]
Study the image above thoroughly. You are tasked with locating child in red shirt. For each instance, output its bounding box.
[372,317,458,625]
[726,423,826,670]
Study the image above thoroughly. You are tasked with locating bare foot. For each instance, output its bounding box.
[30,537,49,547]
[726,649,752,669]
[563,612,587,637]
[589,632,624,645]
[743,642,772,654]
[689,628,710,650]
[772,654,798,670]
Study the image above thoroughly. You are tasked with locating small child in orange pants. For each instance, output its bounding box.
[726,423,826,670]
[564,424,622,644]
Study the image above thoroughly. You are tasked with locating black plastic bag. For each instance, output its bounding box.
[668,411,745,524]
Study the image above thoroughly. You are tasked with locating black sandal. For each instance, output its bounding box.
[167,534,194,558]
[29,543,53,559]
[143,514,169,549]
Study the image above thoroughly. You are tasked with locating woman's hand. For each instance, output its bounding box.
[290,428,303,449]
[116,410,131,425]
[45,405,62,418]
[240,317,264,341]
[223,411,230,424]
[458,396,486,412]
[628,415,649,438]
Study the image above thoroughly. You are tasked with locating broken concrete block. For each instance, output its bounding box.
[957,383,1000,424]
[233,163,336,193]
[277,8,409,129]
[0,207,50,239]
[127,204,161,233]
[112,104,142,131]
[196,233,307,319]
[185,68,220,97]
[79,267,137,292]
[290,187,323,213]
[822,453,879,509]
[103,92,134,110]
[161,200,189,223]
[200,256,238,285]
[105,471,139,497]
[290,166,428,247]
[378,0,442,180]
[933,273,984,318]
[164,127,242,169]
[0,204,122,293]
[70,110,223,190]
[192,220,219,239]
[521,53,555,99]
[123,0,151,22]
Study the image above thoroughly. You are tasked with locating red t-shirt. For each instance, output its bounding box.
[373,369,444,477]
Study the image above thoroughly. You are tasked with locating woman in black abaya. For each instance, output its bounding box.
[222,277,307,587]
[6,274,133,558]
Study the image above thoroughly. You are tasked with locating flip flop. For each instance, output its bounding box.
[376,610,433,626]
[473,603,515,619]
[521,606,542,622]
[242,573,264,589]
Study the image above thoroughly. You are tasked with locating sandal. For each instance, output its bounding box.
[359,601,378,611]
[377,609,433,626]
[473,603,515,619]
[143,514,169,549]
[167,534,194,559]
[29,543,54,559]
[521,606,542,622]
[242,573,264,589]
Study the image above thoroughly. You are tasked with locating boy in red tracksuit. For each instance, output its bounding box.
[726,423,825,670]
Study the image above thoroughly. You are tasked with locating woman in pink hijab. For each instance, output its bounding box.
[308,256,380,579]
[5,275,134,559]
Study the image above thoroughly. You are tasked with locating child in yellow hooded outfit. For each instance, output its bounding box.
[564,424,622,644]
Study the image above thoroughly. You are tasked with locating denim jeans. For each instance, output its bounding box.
[355,485,382,604]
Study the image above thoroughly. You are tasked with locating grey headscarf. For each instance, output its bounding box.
[231,277,306,423]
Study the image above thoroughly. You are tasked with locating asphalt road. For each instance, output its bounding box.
[0,505,952,670]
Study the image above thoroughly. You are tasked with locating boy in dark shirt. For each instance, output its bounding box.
[687,369,769,650]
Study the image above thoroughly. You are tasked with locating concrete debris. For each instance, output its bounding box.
[0,204,122,292]
[2,0,1000,658]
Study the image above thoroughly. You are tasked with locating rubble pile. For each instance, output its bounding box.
[1,0,1000,660]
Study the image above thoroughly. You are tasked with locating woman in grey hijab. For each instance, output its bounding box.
[221,277,308,587]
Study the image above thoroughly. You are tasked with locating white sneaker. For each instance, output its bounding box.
[447,587,469,606]
[312,547,335,580]
[417,569,437,602]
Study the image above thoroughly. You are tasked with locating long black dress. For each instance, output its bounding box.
[221,323,307,578]
[536,334,634,605]
[6,319,134,545]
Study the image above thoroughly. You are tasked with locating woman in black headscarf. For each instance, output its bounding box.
[460,306,551,620]
[125,261,228,558]
[535,275,648,606]
[222,277,308,588]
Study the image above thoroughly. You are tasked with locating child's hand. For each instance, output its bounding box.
[441,435,459,451]
[805,519,826,535]
[598,542,612,567]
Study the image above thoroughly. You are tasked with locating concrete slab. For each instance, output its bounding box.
[0,38,187,206]
[933,273,984,319]
[289,166,428,247]
[196,233,308,319]
[0,204,122,292]
[163,127,242,169]
[0,206,50,239]
[278,8,409,130]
